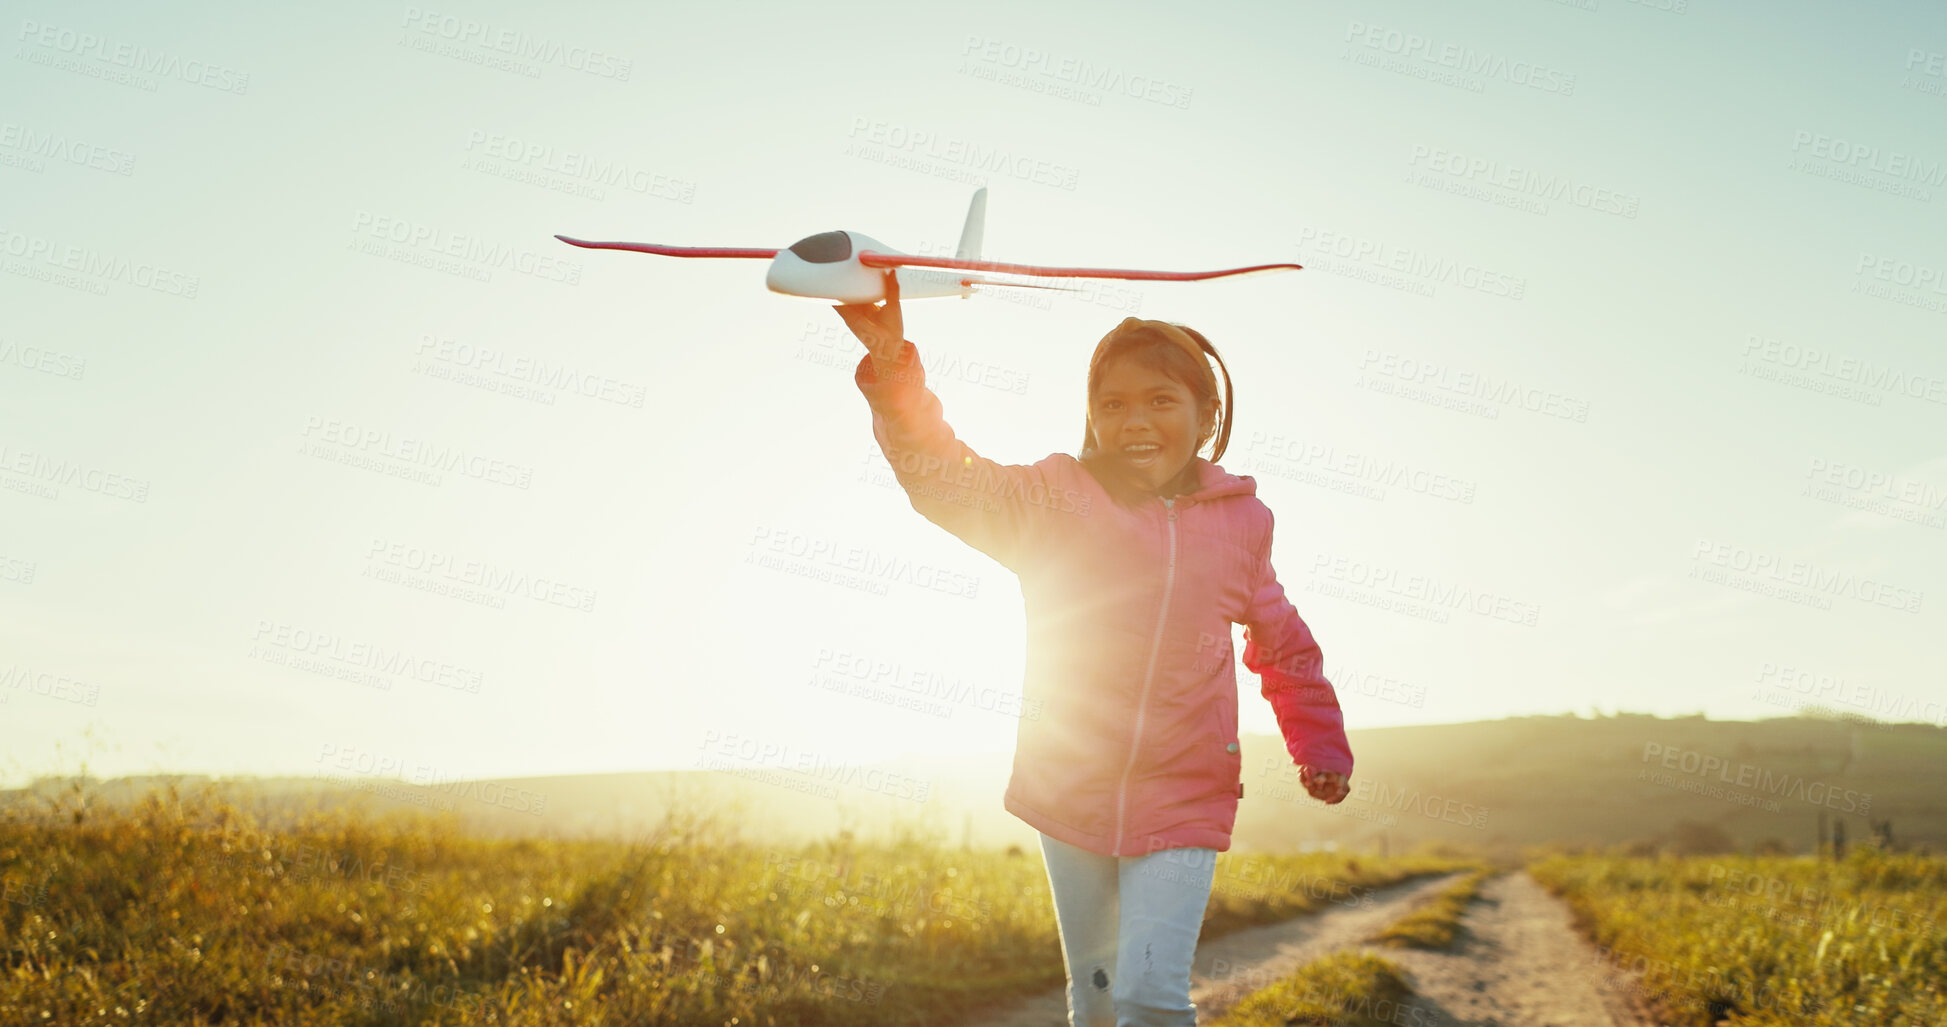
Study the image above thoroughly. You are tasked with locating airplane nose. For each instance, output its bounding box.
[763,252,800,295]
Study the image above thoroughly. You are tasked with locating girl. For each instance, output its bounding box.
[835,270,1353,1027]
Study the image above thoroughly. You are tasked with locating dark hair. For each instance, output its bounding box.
[1076,318,1234,498]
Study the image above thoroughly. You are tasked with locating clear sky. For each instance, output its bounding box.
[3,0,1943,788]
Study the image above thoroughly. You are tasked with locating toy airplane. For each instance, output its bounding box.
[553,188,1301,305]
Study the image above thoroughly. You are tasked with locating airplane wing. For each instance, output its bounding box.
[856,250,1301,281]
[554,236,777,259]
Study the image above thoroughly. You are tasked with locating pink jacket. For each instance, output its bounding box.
[856,341,1353,857]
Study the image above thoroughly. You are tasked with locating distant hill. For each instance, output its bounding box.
[10,713,1940,856]
[1233,712,1941,856]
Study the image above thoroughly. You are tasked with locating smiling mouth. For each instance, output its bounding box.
[1122,443,1162,468]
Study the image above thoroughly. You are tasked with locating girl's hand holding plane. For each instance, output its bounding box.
[832,269,905,376]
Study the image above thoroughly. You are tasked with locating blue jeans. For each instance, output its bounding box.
[1037,832,1219,1027]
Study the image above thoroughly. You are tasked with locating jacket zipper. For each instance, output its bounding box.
[1113,495,1178,856]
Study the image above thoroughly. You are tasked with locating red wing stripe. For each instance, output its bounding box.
[859,250,1301,280]
[554,235,778,259]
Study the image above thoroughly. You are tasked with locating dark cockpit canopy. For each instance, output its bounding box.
[786,231,852,264]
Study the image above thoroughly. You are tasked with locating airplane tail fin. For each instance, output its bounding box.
[956,188,986,298]
[956,187,986,260]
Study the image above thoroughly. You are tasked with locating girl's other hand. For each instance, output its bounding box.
[833,269,905,374]
[1299,765,1350,805]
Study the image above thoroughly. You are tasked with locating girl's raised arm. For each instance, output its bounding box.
[836,272,1086,571]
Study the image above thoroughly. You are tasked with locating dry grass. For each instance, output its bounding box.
[1367,868,1493,950]
[1206,950,1421,1027]
[1531,849,1947,1026]
[1,776,1470,1026]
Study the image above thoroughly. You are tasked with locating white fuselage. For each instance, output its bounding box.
[764,231,970,304]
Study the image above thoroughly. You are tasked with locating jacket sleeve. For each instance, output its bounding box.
[854,339,1078,571]
[1238,510,1354,777]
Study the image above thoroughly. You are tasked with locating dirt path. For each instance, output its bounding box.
[1366,872,1650,1027]
[956,870,1649,1027]
[959,872,1466,1027]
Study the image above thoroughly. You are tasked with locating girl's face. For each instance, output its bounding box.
[1090,357,1205,494]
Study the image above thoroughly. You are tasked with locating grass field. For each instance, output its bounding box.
[1531,848,1947,1026]
[1,777,1468,1026]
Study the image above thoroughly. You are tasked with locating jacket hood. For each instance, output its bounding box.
[1080,454,1257,509]
[1180,458,1258,504]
